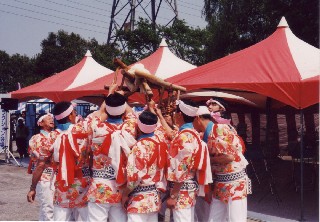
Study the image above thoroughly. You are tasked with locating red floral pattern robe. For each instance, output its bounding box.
[208,123,249,203]
[126,135,167,214]
[167,128,202,210]
[154,124,178,147]
[86,113,137,204]
[52,117,93,208]
[28,130,59,181]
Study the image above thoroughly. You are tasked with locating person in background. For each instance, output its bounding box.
[27,113,57,221]
[16,117,29,158]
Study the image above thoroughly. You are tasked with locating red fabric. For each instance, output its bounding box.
[100,133,112,156]
[139,137,168,169]
[116,149,126,185]
[166,28,319,109]
[11,57,87,102]
[57,135,78,188]
[181,129,207,185]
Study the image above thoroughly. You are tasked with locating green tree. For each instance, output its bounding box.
[203,0,319,61]
[0,50,11,93]
[161,20,209,66]
[34,30,120,78]
[34,30,89,78]
[0,51,37,93]
[117,18,209,66]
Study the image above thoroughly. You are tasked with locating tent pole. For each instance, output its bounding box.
[265,97,271,150]
[299,109,305,221]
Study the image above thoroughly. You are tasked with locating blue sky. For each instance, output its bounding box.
[0,0,207,57]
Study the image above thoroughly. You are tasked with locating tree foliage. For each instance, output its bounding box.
[0,50,37,93]
[161,20,209,66]
[117,18,209,66]
[203,0,319,61]
[34,30,90,78]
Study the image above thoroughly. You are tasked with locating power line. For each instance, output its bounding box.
[159,5,202,18]
[42,0,109,17]
[41,0,140,24]
[178,0,203,9]
[11,0,108,24]
[91,0,113,6]
[65,0,112,13]
[0,9,107,35]
[0,3,108,30]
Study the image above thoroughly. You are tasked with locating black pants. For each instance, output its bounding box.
[16,138,29,158]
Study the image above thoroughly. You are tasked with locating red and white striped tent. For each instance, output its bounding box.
[167,17,320,110]
[10,50,113,102]
[66,39,197,103]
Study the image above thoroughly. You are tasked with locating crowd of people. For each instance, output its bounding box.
[26,83,250,222]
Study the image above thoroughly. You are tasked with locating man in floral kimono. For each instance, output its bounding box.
[166,100,212,222]
[122,110,167,222]
[86,90,137,222]
[51,101,96,221]
[193,105,249,222]
[27,113,57,221]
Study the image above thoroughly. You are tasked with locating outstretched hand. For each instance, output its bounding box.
[108,83,118,96]
[146,100,156,114]
[27,190,36,203]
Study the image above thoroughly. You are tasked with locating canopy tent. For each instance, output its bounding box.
[10,50,113,102]
[166,17,320,110]
[66,38,196,103]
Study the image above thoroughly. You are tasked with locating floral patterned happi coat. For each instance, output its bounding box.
[52,118,93,208]
[208,123,249,203]
[28,130,60,181]
[126,135,167,214]
[86,113,137,204]
[154,123,178,147]
[167,127,203,210]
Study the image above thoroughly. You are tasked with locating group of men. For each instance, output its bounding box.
[26,84,250,222]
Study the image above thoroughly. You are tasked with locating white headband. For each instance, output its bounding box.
[37,113,53,126]
[176,100,198,117]
[137,118,157,134]
[55,105,73,120]
[206,99,226,111]
[105,102,127,116]
[196,106,210,116]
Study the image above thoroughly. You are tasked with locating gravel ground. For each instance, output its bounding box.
[0,161,38,221]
